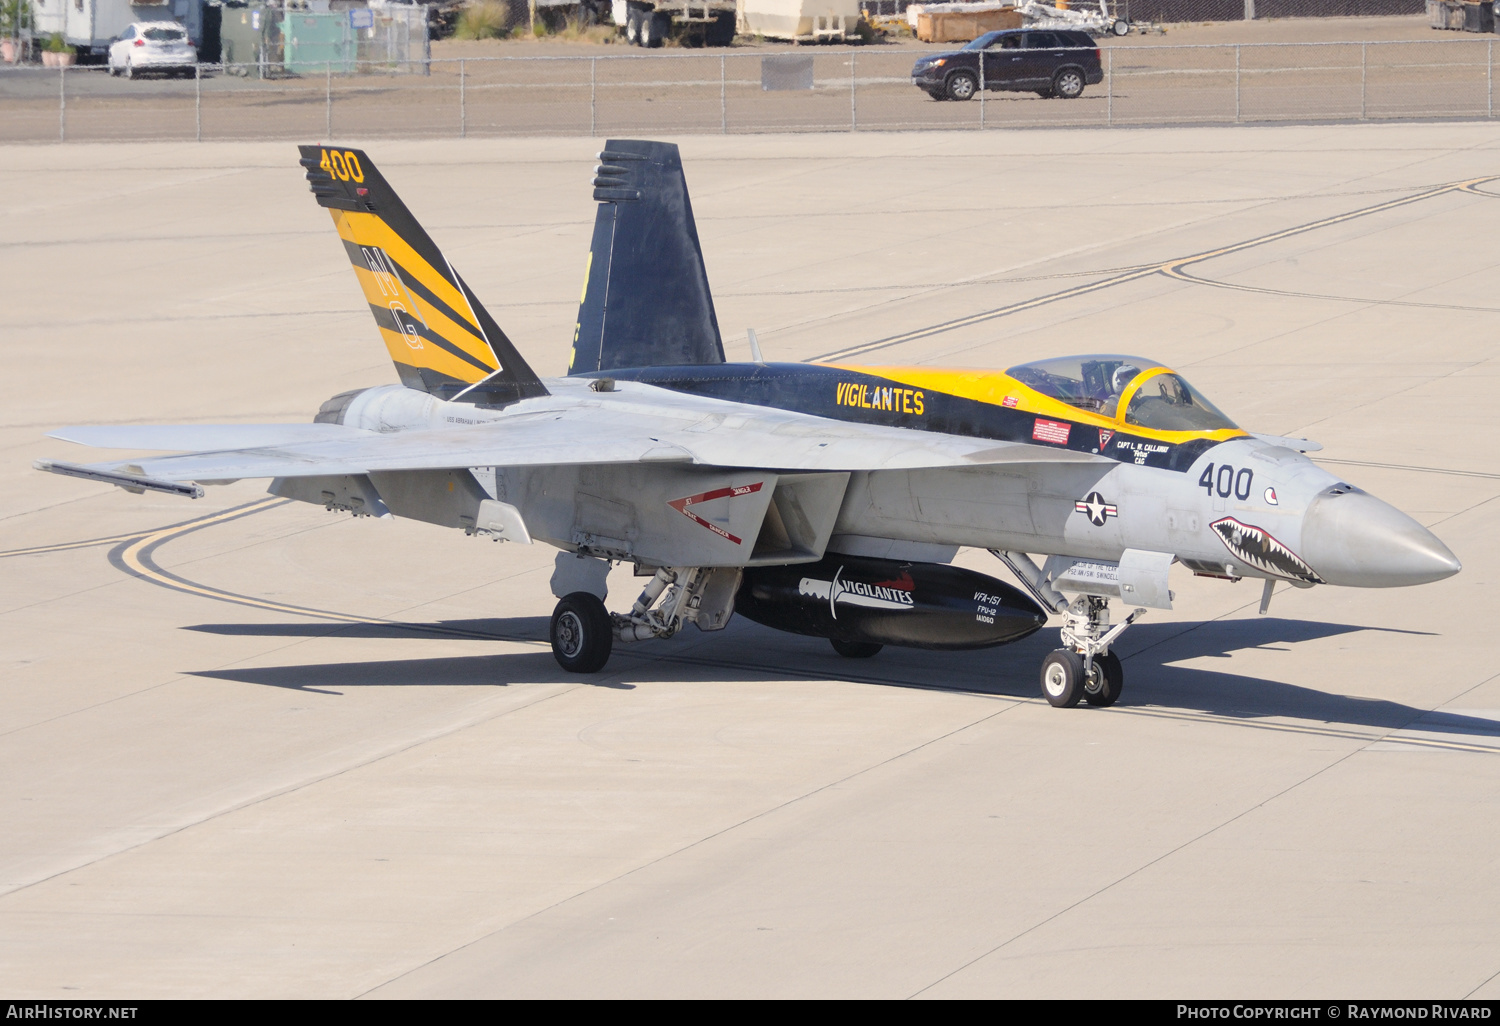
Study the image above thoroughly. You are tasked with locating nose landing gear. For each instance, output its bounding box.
[1041,595,1143,708]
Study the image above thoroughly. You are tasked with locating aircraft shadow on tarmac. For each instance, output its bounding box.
[182,615,1496,741]
[185,617,553,643]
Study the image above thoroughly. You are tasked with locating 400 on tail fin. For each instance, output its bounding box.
[298,145,548,404]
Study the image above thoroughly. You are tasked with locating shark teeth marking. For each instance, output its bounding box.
[1210,516,1324,584]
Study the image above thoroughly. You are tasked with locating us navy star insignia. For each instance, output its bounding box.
[1074,491,1118,527]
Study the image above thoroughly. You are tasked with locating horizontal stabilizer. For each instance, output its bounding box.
[571,140,725,375]
[49,423,371,451]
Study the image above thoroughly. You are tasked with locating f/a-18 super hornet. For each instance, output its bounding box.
[36,142,1462,708]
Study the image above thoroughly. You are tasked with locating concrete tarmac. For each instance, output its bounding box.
[2,125,1498,998]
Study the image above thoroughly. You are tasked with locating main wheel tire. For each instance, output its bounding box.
[946,70,977,101]
[1052,67,1085,99]
[1082,651,1124,707]
[550,592,614,673]
[626,9,641,45]
[1040,649,1085,708]
[1111,18,1131,36]
[830,639,883,659]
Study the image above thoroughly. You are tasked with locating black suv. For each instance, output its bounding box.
[912,29,1103,102]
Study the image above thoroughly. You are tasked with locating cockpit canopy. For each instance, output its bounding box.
[1007,354,1238,432]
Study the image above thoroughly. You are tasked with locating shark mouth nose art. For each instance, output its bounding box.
[1210,516,1323,585]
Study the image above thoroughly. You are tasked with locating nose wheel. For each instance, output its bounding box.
[1039,596,1140,708]
[1041,650,1085,707]
[1083,651,1123,706]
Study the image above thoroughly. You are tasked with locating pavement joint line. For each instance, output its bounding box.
[1290,349,1491,443]
[0,680,590,904]
[606,645,1025,700]
[812,175,1496,363]
[907,738,1374,999]
[763,163,1388,353]
[1162,264,1500,314]
[592,643,1500,753]
[1315,458,1500,481]
[1466,964,1500,999]
[1427,489,1500,531]
[716,264,1161,299]
[10,309,362,331]
[359,696,1028,1000]
[1107,705,1500,755]
[1108,591,1500,754]
[764,178,1295,351]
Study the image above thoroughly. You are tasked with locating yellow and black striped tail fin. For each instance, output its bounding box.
[297,145,548,404]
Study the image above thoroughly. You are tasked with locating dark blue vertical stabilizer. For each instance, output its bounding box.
[569,140,726,375]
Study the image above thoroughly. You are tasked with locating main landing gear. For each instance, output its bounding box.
[548,564,739,673]
[1040,594,1144,708]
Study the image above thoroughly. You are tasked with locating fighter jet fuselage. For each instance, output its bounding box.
[35,141,1460,709]
[308,360,1458,595]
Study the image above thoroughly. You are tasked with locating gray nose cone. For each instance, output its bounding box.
[1300,489,1461,587]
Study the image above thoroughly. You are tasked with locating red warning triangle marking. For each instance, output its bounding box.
[666,481,764,545]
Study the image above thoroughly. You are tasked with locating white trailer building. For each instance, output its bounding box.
[32,0,204,56]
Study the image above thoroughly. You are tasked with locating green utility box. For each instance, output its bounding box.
[281,12,353,75]
[220,5,280,77]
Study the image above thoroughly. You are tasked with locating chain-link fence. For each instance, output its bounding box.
[858,0,1426,18]
[1114,0,1423,21]
[3,37,1497,143]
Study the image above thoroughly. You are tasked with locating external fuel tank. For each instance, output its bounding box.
[736,554,1046,650]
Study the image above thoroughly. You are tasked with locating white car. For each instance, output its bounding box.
[108,22,197,79]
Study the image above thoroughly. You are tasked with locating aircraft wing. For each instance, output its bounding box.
[48,423,371,451]
[43,387,1107,485]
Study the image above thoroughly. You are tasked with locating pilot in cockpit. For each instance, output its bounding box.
[1099,363,1140,418]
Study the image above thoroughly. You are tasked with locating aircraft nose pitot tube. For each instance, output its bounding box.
[1298,486,1461,588]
